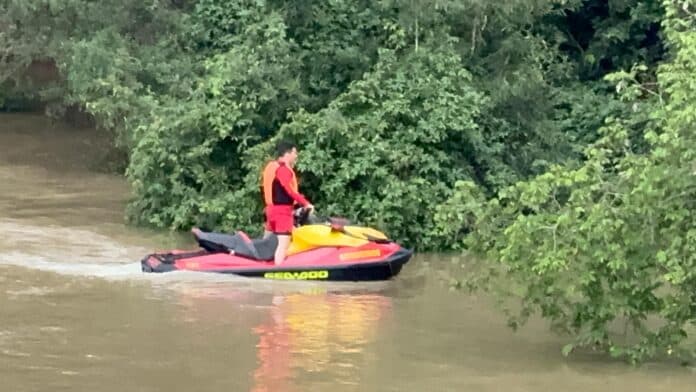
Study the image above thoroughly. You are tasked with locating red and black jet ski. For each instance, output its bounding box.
[141,209,413,281]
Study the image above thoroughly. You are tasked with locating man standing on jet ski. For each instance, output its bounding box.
[261,140,314,265]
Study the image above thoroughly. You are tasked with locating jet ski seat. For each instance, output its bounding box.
[193,229,278,261]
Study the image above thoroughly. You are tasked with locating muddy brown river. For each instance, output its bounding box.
[1,113,694,391]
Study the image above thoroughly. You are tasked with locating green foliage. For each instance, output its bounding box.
[275,0,386,112]
[127,6,305,230]
[440,0,696,363]
[555,0,664,81]
[0,0,189,112]
[240,44,488,247]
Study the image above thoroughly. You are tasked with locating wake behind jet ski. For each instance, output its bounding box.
[141,208,413,281]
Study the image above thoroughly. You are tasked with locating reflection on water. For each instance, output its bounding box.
[251,292,390,392]
[168,282,393,392]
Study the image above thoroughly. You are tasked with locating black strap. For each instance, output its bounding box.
[153,250,217,264]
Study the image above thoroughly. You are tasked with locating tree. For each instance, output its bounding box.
[437,0,696,363]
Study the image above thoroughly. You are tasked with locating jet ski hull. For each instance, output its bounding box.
[141,243,413,281]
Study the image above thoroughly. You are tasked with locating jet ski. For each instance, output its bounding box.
[141,208,413,281]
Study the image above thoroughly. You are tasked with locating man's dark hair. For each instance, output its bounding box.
[275,140,297,158]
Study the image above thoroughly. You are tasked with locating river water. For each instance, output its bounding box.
[0,113,694,391]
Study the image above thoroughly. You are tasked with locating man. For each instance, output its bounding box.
[261,140,313,265]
